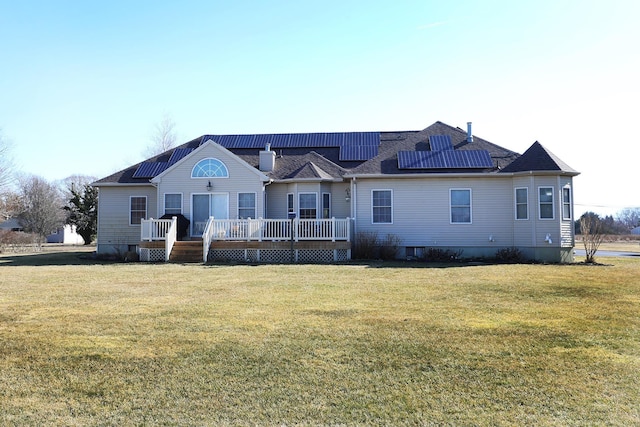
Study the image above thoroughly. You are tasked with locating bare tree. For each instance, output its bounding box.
[0,129,15,189]
[142,113,177,158]
[616,207,640,231]
[0,190,21,221]
[580,212,606,263]
[17,175,66,243]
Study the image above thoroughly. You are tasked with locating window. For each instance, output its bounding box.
[164,194,182,215]
[191,158,229,178]
[372,190,392,224]
[130,196,147,225]
[287,193,294,214]
[299,193,317,219]
[539,187,554,219]
[562,187,572,220]
[450,189,471,223]
[322,193,331,219]
[515,188,528,220]
[238,193,256,219]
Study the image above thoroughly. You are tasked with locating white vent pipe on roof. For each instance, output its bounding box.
[466,122,473,142]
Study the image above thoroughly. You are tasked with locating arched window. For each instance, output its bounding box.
[191,158,229,178]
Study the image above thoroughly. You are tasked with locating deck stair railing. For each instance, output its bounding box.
[140,217,177,261]
[144,217,351,262]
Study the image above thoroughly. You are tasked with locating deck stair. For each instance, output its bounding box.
[169,240,204,263]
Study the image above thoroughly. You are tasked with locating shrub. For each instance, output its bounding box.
[494,247,525,263]
[353,231,379,260]
[425,248,463,262]
[379,234,402,261]
[353,232,402,260]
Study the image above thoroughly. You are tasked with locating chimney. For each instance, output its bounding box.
[466,122,473,142]
[259,143,276,172]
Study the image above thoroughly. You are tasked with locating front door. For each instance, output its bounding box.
[192,193,229,236]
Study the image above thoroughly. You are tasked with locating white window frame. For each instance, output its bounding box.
[562,186,572,220]
[371,189,393,224]
[515,187,528,220]
[299,192,318,219]
[164,193,183,216]
[238,192,257,219]
[450,188,472,224]
[287,193,294,214]
[130,196,147,226]
[538,186,555,220]
[322,192,331,219]
[190,158,229,179]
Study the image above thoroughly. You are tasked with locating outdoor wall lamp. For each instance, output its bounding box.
[489,235,495,242]
[345,188,351,201]
[206,181,213,192]
[545,233,553,244]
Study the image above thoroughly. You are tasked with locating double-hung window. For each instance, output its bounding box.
[322,193,331,219]
[238,193,256,219]
[515,188,528,220]
[450,189,471,224]
[287,193,294,214]
[372,190,392,224]
[130,196,147,225]
[164,194,182,216]
[539,187,554,219]
[562,187,572,220]
[299,193,317,219]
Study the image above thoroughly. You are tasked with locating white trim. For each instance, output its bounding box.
[562,185,572,221]
[129,195,147,226]
[322,192,331,219]
[538,186,555,220]
[449,188,472,224]
[371,189,393,224]
[191,157,229,179]
[238,192,257,219]
[164,192,183,216]
[298,192,318,219]
[514,187,529,221]
[287,192,295,214]
[150,140,270,183]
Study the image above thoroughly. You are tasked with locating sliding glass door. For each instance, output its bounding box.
[192,193,228,236]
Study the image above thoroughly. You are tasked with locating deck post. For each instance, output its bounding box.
[331,217,336,242]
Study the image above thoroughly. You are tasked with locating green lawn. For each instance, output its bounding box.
[1,251,639,425]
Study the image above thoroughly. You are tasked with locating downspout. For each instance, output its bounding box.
[263,179,274,217]
[351,177,357,238]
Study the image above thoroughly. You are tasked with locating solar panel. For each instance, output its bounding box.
[430,135,453,151]
[200,132,380,150]
[339,145,378,161]
[398,150,494,169]
[168,148,193,164]
[132,161,170,178]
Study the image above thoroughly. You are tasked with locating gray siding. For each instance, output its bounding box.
[96,185,157,254]
[155,143,266,222]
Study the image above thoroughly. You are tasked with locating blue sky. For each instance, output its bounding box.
[1,1,639,216]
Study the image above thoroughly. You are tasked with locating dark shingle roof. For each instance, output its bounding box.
[348,121,520,175]
[93,121,575,185]
[500,141,577,174]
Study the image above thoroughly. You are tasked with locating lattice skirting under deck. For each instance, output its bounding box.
[139,248,165,262]
[206,248,351,264]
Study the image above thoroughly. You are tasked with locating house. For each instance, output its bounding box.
[46,224,85,244]
[0,217,24,232]
[92,121,579,263]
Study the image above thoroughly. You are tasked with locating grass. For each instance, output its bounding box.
[0,250,639,425]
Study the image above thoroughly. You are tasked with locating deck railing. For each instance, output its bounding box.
[144,217,351,263]
[202,217,351,242]
[141,217,178,261]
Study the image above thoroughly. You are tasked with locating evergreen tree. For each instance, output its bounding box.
[64,183,98,245]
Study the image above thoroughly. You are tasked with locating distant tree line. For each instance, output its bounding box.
[574,208,640,235]
[1,174,97,246]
